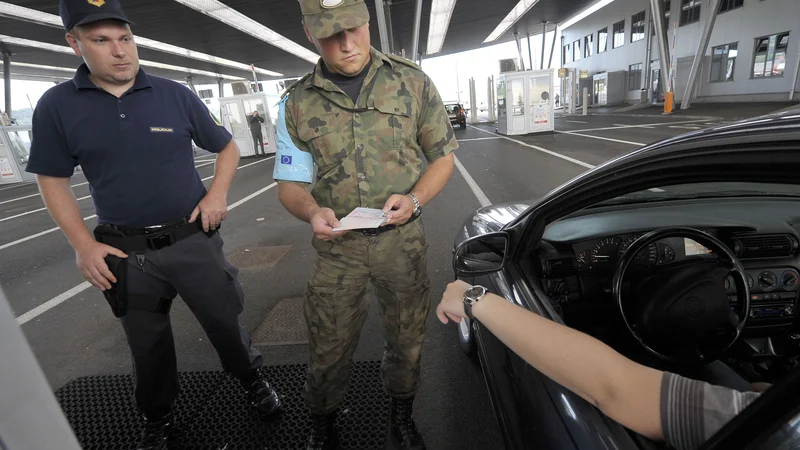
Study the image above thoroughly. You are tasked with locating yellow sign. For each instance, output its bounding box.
[580,70,589,78]
[558,68,568,78]
[87,0,105,6]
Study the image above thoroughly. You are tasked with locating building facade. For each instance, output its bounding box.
[560,0,800,105]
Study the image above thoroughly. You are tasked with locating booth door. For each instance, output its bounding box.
[507,78,526,134]
[219,99,254,157]
[528,73,552,133]
[240,94,277,154]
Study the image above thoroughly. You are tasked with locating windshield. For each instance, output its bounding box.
[445,104,461,114]
[593,182,800,207]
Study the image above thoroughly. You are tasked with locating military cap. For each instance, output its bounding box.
[59,0,134,32]
[299,0,370,39]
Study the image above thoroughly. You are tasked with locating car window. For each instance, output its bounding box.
[445,104,461,114]
[593,182,800,207]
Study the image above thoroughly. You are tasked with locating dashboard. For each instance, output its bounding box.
[572,232,713,272]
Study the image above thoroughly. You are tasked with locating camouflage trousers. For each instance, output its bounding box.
[304,217,431,415]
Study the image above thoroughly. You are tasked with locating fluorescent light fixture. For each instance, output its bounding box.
[560,0,615,30]
[0,1,282,76]
[483,0,541,44]
[172,0,319,64]
[11,62,76,72]
[426,0,457,55]
[0,34,246,80]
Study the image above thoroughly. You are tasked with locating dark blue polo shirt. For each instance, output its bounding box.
[26,64,232,228]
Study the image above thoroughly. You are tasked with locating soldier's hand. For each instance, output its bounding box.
[436,280,472,324]
[382,194,413,225]
[311,208,348,241]
[190,192,228,232]
[75,240,128,291]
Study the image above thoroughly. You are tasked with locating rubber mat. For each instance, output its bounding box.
[55,361,390,449]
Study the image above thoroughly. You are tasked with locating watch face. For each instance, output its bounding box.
[465,286,485,299]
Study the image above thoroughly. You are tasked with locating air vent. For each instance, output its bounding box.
[735,235,798,259]
[543,258,576,277]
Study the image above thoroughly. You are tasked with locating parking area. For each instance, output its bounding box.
[0,106,788,448]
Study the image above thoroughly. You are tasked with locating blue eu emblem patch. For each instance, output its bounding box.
[281,155,293,165]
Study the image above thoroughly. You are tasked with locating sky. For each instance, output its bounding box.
[1,31,561,118]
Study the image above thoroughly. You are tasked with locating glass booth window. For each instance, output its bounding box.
[510,79,525,116]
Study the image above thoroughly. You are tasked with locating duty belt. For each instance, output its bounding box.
[97,217,216,252]
[359,212,419,237]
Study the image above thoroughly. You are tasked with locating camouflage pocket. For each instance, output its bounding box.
[374,99,413,150]
[297,117,339,168]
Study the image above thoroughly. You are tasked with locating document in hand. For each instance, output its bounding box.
[331,207,389,231]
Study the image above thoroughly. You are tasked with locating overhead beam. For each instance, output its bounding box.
[681,0,721,109]
[484,0,542,44]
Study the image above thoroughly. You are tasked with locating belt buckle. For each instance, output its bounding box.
[361,228,380,237]
[147,232,175,250]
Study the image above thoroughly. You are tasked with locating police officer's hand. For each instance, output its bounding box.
[310,208,348,241]
[436,280,472,324]
[382,194,414,226]
[75,241,128,291]
[189,192,227,232]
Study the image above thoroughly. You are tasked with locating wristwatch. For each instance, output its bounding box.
[463,285,488,321]
[407,193,422,217]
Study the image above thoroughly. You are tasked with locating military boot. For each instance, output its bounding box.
[239,371,282,417]
[306,411,339,450]
[135,411,174,450]
[386,396,425,450]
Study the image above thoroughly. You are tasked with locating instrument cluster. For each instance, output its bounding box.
[573,232,713,271]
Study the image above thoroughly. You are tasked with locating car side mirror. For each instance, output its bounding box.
[453,232,510,277]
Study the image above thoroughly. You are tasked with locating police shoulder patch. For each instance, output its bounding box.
[210,111,223,126]
[385,53,423,72]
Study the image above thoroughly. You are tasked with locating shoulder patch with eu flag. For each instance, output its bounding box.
[273,95,313,184]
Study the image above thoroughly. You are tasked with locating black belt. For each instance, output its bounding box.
[359,212,419,236]
[96,217,215,252]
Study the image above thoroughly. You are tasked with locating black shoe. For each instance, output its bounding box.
[136,412,174,450]
[241,375,282,417]
[307,411,339,450]
[386,397,425,450]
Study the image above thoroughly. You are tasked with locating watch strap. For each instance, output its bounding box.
[465,298,475,321]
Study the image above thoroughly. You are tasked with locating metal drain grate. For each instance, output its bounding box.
[252,297,308,346]
[55,362,389,449]
[227,245,293,271]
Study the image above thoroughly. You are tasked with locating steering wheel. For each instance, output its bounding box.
[612,227,750,364]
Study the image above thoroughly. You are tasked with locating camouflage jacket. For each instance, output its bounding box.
[280,47,458,219]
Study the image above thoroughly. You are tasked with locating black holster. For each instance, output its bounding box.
[94,225,129,318]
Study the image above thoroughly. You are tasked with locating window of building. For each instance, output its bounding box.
[680,0,701,26]
[628,63,643,90]
[613,20,625,49]
[719,0,743,13]
[631,11,646,42]
[654,0,672,35]
[564,43,571,64]
[710,42,737,81]
[584,34,594,58]
[598,27,608,53]
[574,40,582,61]
[752,32,790,78]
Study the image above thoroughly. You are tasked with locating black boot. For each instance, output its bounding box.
[307,411,339,450]
[136,411,174,450]
[386,397,425,450]
[239,372,282,417]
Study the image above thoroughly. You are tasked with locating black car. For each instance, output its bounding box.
[445,103,467,129]
[452,111,800,449]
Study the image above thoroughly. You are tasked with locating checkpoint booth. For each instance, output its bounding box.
[0,125,36,186]
[218,90,278,157]
[496,69,555,136]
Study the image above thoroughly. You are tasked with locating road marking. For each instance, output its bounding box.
[0,195,92,223]
[15,179,280,325]
[668,125,702,130]
[453,154,491,207]
[567,119,712,133]
[0,157,274,252]
[0,181,36,191]
[555,130,645,146]
[195,161,216,168]
[468,125,595,169]
[614,123,655,129]
[564,120,588,124]
[458,137,502,142]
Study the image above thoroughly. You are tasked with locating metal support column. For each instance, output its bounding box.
[469,77,477,123]
[3,52,11,120]
[540,22,547,70]
[649,0,672,105]
[514,31,526,71]
[548,24,558,69]
[488,76,496,122]
[790,41,800,101]
[643,12,653,99]
[410,0,422,61]
[185,76,197,95]
[374,0,391,54]
[384,0,395,54]
[527,34,533,72]
[217,78,224,97]
[681,0,720,109]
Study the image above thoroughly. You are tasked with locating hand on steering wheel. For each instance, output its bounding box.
[612,227,750,364]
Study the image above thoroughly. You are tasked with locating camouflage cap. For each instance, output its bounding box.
[299,0,370,40]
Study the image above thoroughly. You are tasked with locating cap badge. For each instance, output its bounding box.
[87,0,106,6]
[320,0,344,9]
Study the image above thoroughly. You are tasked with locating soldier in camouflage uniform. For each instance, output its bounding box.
[273,1,457,449]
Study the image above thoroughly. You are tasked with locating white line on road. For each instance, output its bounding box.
[15,179,280,325]
[458,137,503,142]
[195,161,216,169]
[0,195,92,223]
[564,120,589,124]
[555,130,645,146]
[1,180,89,206]
[0,157,274,252]
[469,125,596,169]
[614,123,655,129]
[453,154,491,207]
[668,125,702,130]
[567,119,711,133]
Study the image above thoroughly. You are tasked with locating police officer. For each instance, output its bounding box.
[26,1,281,449]
[249,110,266,156]
[273,1,457,448]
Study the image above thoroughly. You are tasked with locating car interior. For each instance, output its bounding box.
[527,182,800,403]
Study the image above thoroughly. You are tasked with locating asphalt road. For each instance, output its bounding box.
[0,107,781,449]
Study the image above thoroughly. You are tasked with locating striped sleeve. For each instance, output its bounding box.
[660,372,760,450]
